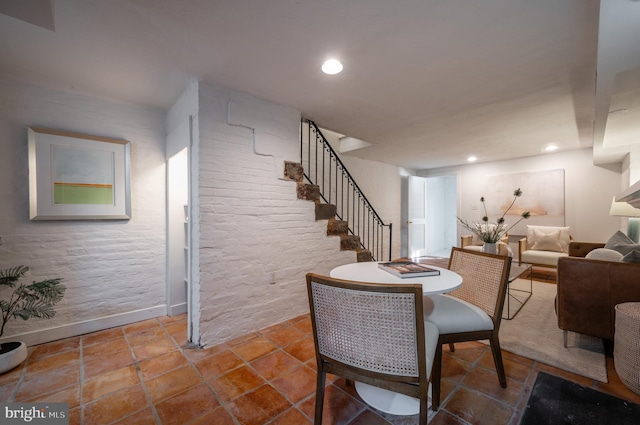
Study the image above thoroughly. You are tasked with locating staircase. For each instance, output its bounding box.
[284,161,374,262]
[284,119,393,262]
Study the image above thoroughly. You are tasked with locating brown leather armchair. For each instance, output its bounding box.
[556,242,640,345]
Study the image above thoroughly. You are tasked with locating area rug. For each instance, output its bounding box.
[521,372,640,425]
[496,279,608,382]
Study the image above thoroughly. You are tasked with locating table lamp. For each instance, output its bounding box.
[609,197,640,243]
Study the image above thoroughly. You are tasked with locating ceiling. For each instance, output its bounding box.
[1,0,639,170]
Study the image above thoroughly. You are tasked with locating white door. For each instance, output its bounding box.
[408,176,428,257]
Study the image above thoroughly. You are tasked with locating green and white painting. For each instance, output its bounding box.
[52,145,114,205]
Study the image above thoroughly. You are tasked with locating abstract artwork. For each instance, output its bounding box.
[28,127,131,220]
[485,169,565,235]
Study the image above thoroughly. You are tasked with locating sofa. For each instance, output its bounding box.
[556,238,640,344]
[518,225,572,268]
[460,233,510,256]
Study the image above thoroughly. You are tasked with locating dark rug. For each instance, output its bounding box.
[521,372,640,425]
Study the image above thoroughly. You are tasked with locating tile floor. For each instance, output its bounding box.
[1,280,640,424]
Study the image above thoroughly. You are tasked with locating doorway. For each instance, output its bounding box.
[408,174,457,258]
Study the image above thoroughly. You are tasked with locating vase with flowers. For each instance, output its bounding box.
[457,188,531,254]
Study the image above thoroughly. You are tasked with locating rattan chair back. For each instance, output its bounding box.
[306,273,431,425]
[447,247,511,321]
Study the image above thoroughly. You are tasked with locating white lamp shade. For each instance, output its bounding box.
[609,196,640,217]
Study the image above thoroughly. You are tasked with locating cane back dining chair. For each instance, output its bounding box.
[306,273,439,425]
[423,247,512,411]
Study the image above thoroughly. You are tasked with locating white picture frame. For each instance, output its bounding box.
[28,127,131,220]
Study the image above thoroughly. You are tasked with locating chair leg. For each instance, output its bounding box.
[448,343,455,352]
[314,370,326,425]
[489,334,507,388]
[431,342,443,411]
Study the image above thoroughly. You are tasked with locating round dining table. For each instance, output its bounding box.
[329,261,463,417]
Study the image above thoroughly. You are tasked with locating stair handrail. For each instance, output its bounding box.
[300,119,392,261]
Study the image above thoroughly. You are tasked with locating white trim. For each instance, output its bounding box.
[169,302,187,316]
[0,305,168,347]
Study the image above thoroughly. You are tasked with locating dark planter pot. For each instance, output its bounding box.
[0,341,28,374]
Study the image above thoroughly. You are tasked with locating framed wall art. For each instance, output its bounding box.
[28,127,131,220]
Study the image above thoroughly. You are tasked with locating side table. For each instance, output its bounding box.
[614,302,640,395]
[503,263,533,320]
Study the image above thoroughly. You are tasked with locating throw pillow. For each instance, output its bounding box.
[622,249,640,263]
[527,225,570,252]
[604,231,640,256]
[530,229,563,252]
[585,248,624,262]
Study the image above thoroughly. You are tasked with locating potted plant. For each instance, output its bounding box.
[0,265,65,373]
[457,188,531,254]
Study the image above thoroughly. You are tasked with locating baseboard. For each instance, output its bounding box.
[0,305,168,347]
[169,302,187,316]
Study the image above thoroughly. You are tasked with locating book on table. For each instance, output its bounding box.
[377,261,441,278]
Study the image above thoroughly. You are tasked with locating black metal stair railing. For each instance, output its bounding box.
[300,119,392,261]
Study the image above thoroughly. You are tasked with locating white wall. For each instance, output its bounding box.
[0,79,167,345]
[194,83,355,347]
[420,148,623,243]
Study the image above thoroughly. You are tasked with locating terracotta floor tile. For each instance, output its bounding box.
[0,363,25,386]
[441,353,473,383]
[447,343,486,364]
[209,365,266,402]
[251,350,300,381]
[228,332,260,347]
[182,343,228,362]
[299,384,365,425]
[196,348,244,379]
[228,384,292,425]
[83,384,149,425]
[126,326,169,347]
[271,366,317,403]
[233,336,278,362]
[163,319,187,336]
[68,407,81,425]
[82,336,130,358]
[81,327,125,347]
[83,349,135,379]
[263,326,305,347]
[477,351,533,383]
[145,365,202,403]
[138,350,189,380]
[16,364,79,400]
[123,318,160,334]
[18,382,80,408]
[345,409,391,425]
[26,349,80,375]
[155,383,220,425]
[282,337,316,363]
[291,317,313,335]
[82,365,140,403]
[430,410,469,425]
[110,408,157,425]
[157,314,186,325]
[29,337,80,361]
[188,407,236,425]
[131,336,179,361]
[445,387,513,425]
[533,362,594,388]
[268,407,313,425]
[462,367,523,406]
[0,382,17,402]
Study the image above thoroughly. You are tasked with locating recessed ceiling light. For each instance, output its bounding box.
[467,156,477,162]
[322,59,343,75]
[544,145,558,152]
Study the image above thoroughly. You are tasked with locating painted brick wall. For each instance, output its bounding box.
[195,83,355,347]
[0,79,167,345]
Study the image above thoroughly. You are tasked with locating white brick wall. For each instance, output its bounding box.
[195,83,355,347]
[0,79,167,345]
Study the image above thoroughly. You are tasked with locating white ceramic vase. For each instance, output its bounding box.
[483,242,498,254]
[0,341,28,374]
